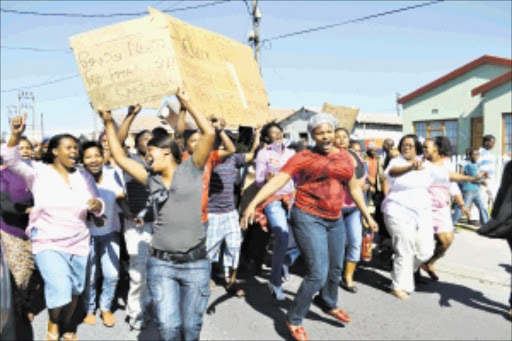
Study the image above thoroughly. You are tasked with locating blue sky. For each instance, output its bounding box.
[1,0,511,136]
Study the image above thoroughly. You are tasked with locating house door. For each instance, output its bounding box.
[471,117,483,149]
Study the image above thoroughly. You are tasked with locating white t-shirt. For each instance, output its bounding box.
[87,167,124,236]
[382,156,444,222]
[478,147,496,180]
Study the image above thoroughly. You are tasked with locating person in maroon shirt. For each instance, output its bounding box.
[242,113,377,341]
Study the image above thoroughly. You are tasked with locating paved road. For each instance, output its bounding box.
[23,228,511,340]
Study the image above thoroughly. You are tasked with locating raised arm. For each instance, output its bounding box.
[244,127,261,163]
[99,110,148,186]
[117,105,141,144]
[241,171,291,228]
[212,117,236,161]
[449,170,486,183]
[3,114,36,185]
[176,89,215,169]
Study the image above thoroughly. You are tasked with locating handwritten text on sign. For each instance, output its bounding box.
[70,16,182,111]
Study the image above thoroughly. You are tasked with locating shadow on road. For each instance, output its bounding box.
[205,275,342,340]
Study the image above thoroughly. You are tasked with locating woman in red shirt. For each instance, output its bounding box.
[242,113,377,341]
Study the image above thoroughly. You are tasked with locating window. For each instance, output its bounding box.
[299,132,308,140]
[504,114,512,157]
[414,120,458,154]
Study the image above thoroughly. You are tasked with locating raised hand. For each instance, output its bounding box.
[128,104,142,116]
[98,110,113,123]
[10,111,27,135]
[176,87,191,105]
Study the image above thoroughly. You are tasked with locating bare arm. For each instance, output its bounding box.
[117,105,141,144]
[244,127,261,163]
[211,117,235,161]
[348,174,378,232]
[177,89,215,169]
[388,160,423,177]
[241,172,292,228]
[99,110,148,186]
[449,171,484,183]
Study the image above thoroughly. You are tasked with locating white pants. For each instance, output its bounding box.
[384,212,435,293]
[480,181,498,210]
[124,219,153,322]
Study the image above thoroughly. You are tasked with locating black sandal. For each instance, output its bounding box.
[340,280,358,293]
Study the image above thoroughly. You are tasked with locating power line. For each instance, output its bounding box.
[262,0,445,42]
[1,74,80,93]
[0,1,230,18]
[163,0,186,11]
[243,0,252,16]
[1,45,72,53]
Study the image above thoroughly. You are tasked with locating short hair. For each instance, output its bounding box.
[398,134,423,156]
[134,130,151,149]
[349,140,361,149]
[147,135,182,164]
[81,141,103,162]
[432,136,452,157]
[260,121,283,144]
[152,127,169,140]
[483,135,495,143]
[42,134,78,164]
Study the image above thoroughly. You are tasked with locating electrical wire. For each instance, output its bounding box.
[262,0,445,42]
[1,45,72,53]
[0,0,230,18]
[1,74,80,93]
[163,0,186,11]
[243,0,252,16]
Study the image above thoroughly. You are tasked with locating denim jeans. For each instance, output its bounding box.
[84,232,120,313]
[463,191,489,225]
[287,207,346,325]
[264,201,300,287]
[147,257,211,341]
[342,207,362,262]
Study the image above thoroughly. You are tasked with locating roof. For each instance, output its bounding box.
[270,108,295,123]
[356,113,402,126]
[397,55,512,104]
[471,70,512,97]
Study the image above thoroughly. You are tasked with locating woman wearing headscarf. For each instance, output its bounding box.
[4,114,104,341]
[242,113,377,341]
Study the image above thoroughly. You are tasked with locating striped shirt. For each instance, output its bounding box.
[208,154,246,214]
[478,147,496,180]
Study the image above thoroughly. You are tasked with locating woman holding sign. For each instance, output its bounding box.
[99,88,216,341]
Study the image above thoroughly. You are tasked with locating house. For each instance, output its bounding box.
[398,55,512,157]
[276,106,403,149]
[351,112,403,149]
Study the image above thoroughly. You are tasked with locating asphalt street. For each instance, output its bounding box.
[21,228,512,340]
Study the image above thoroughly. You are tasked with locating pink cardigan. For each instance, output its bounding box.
[2,145,104,256]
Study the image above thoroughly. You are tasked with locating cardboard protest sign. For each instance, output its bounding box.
[149,8,269,127]
[70,8,270,127]
[322,102,359,132]
[69,14,182,111]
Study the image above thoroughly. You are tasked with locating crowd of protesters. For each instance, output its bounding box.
[0,88,510,341]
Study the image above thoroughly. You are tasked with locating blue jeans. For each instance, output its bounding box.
[463,191,489,224]
[84,232,120,313]
[264,201,300,287]
[342,207,362,262]
[34,249,88,309]
[287,207,346,325]
[147,257,211,341]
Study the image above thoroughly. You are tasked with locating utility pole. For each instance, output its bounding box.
[248,0,262,72]
[40,112,45,139]
[396,92,401,116]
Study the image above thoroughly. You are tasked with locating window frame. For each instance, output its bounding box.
[503,113,512,157]
[413,119,459,154]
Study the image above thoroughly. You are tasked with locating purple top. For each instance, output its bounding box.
[255,143,295,195]
[0,167,33,239]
